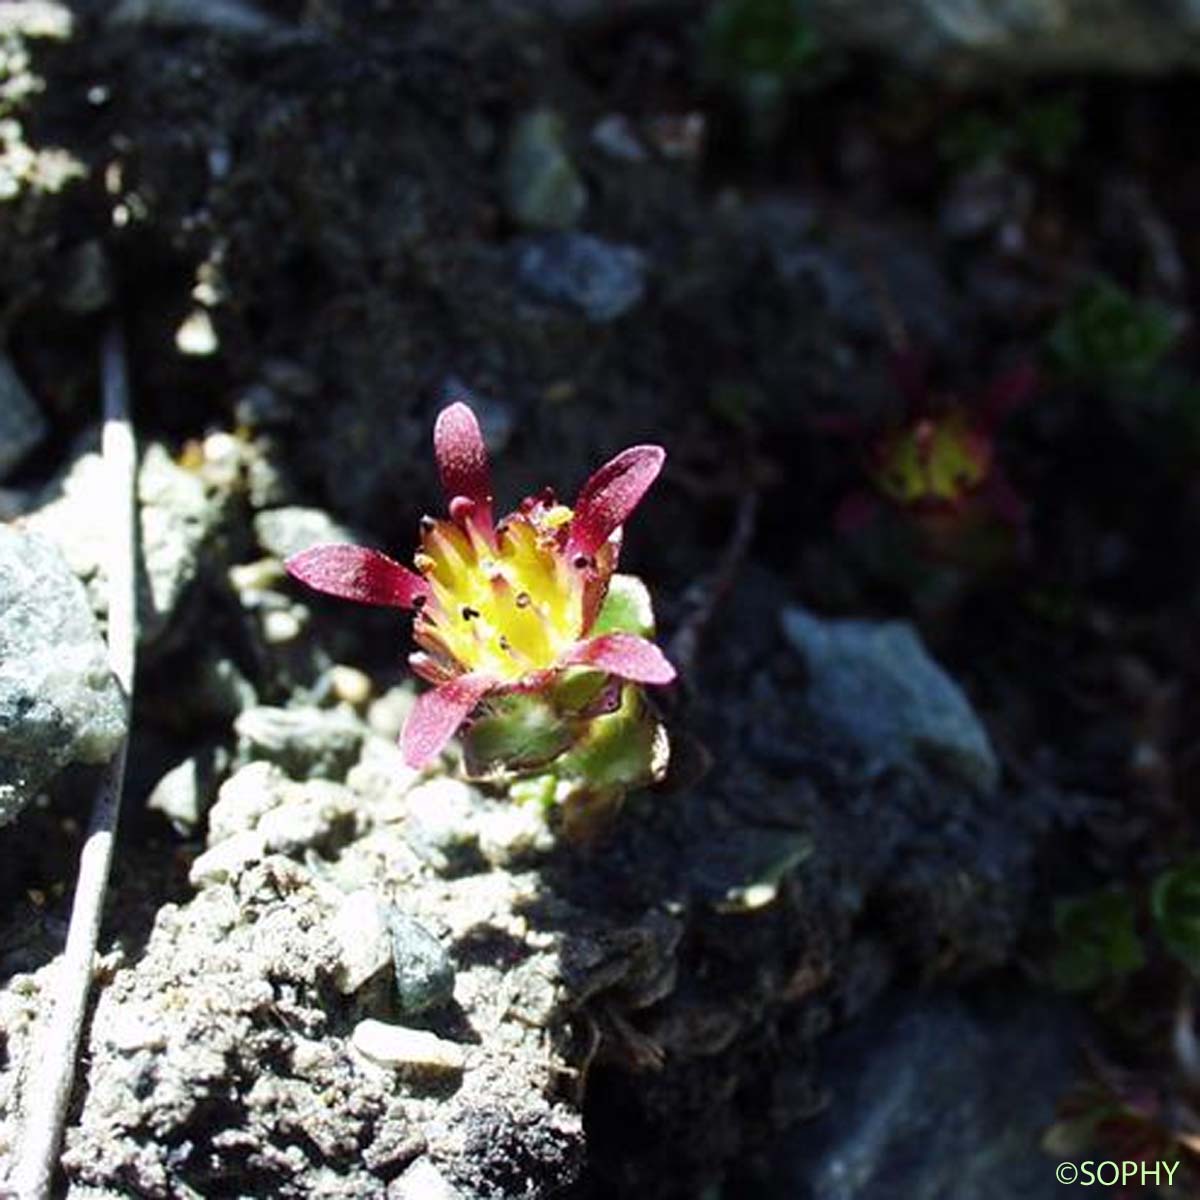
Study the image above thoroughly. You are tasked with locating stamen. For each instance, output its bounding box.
[462,605,481,621]
[449,495,477,524]
[412,594,427,610]
[515,591,531,608]
[414,553,437,575]
[572,553,593,570]
[419,515,436,532]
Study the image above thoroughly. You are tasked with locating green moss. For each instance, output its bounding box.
[1052,890,1144,992]
[1047,278,1177,382]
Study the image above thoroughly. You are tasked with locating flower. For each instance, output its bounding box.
[286,398,676,768]
[823,349,1036,534]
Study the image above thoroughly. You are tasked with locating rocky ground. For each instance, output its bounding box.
[3,1,1200,1196]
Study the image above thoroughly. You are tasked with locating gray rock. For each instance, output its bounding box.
[137,443,226,646]
[234,704,365,781]
[351,1019,465,1076]
[27,443,227,650]
[805,0,1200,75]
[517,232,647,322]
[401,777,486,877]
[781,606,999,793]
[389,1159,464,1200]
[389,912,456,1016]
[0,356,47,481]
[207,759,290,844]
[0,526,126,825]
[188,828,268,887]
[330,889,394,994]
[591,114,648,162]
[253,505,357,562]
[256,780,358,856]
[146,747,228,835]
[502,109,586,231]
[757,992,1075,1200]
[207,759,360,859]
[476,801,555,869]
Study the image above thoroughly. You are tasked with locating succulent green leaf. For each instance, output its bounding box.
[464,692,576,774]
[550,666,610,713]
[592,573,656,639]
[1047,278,1177,382]
[557,685,668,795]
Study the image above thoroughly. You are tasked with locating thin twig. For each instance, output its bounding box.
[667,489,758,684]
[13,325,136,1200]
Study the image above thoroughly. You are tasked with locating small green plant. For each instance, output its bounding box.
[701,0,824,145]
[1047,278,1177,383]
[287,394,675,834]
[1051,890,1145,993]
[1151,861,1200,974]
[1016,97,1084,170]
[940,94,1083,173]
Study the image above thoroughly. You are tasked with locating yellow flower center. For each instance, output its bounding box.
[414,509,583,681]
[874,412,991,506]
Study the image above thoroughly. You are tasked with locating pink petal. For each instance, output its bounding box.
[286,544,430,608]
[562,633,676,685]
[567,445,665,559]
[401,672,495,768]
[434,399,494,528]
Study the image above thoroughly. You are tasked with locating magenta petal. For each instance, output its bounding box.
[562,633,676,685]
[567,445,665,558]
[401,672,495,768]
[286,544,430,608]
[434,400,493,527]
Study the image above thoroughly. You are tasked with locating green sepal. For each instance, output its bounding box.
[592,573,656,639]
[463,692,576,775]
[550,666,610,714]
[556,684,669,797]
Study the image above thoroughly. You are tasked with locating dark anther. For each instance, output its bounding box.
[515,592,532,608]
[572,554,593,570]
[412,594,427,610]
[419,515,436,532]
[462,605,481,621]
